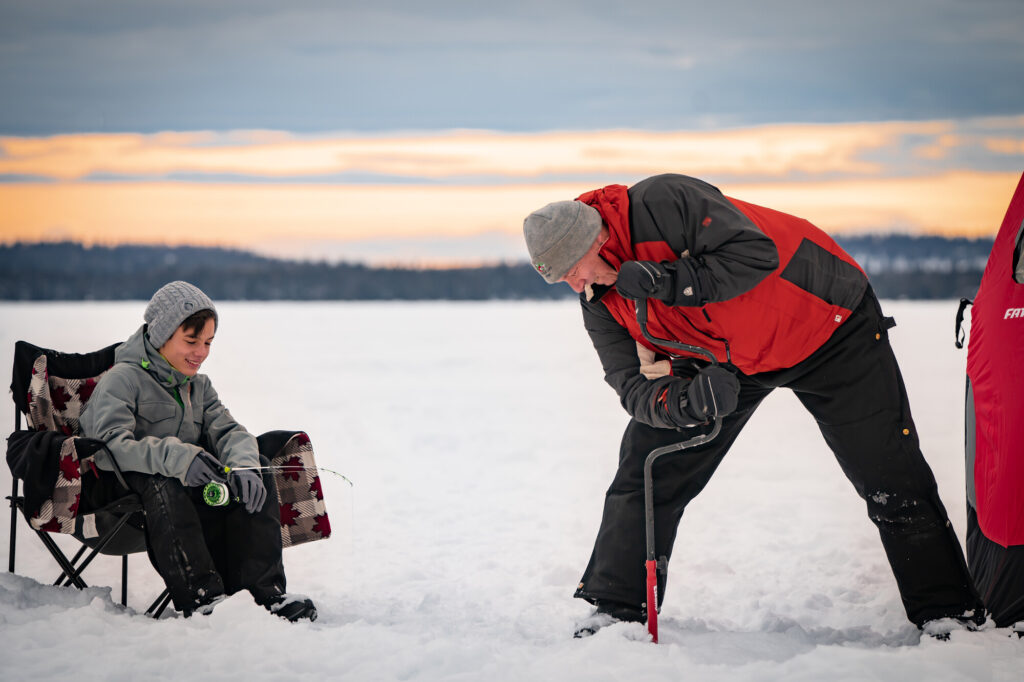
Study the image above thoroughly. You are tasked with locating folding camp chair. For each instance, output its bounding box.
[7,340,333,618]
[6,340,171,614]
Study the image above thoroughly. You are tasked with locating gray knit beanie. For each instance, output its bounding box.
[144,281,218,348]
[523,200,603,283]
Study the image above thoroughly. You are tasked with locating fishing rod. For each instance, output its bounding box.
[202,464,353,507]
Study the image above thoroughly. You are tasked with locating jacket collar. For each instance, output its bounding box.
[576,183,634,269]
[576,183,633,304]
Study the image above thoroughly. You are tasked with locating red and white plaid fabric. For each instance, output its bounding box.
[272,432,332,547]
[23,354,103,533]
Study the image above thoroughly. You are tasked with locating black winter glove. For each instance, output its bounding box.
[229,469,267,514]
[184,451,227,487]
[615,261,674,302]
[684,366,740,421]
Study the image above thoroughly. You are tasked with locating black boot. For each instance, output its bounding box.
[921,608,987,640]
[185,592,227,618]
[573,599,645,638]
[260,593,318,622]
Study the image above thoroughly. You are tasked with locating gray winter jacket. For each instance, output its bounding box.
[80,325,260,483]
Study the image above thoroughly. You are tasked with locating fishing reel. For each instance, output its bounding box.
[202,480,231,507]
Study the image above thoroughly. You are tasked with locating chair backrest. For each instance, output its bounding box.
[12,341,118,435]
[10,341,119,534]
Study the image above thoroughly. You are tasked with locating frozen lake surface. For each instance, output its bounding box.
[0,300,1020,681]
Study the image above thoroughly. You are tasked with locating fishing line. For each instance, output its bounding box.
[202,464,354,507]
[226,464,354,486]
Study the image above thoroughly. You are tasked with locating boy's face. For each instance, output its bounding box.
[159,317,215,376]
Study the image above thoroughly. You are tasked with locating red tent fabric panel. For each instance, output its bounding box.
[967,171,1024,547]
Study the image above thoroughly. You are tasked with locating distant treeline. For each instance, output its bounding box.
[0,235,995,301]
[0,242,564,301]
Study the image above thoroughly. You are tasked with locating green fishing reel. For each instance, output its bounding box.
[202,480,231,507]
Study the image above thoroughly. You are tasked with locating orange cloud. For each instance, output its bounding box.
[0,182,586,245]
[984,137,1024,155]
[1,172,1017,256]
[2,118,1019,262]
[0,120,967,181]
[727,171,1019,236]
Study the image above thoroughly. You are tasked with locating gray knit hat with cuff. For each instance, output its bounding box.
[144,281,218,349]
[523,200,603,283]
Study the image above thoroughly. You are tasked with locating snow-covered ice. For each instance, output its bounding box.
[0,300,1020,681]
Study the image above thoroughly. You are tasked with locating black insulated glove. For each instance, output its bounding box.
[230,469,267,514]
[616,261,674,301]
[684,367,740,421]
[184,451,227,487]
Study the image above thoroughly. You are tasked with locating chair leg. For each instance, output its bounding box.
[146,589,172,618]
[55,545,90,586]
[52,512,134,588]
[121,555,128,607]
[11,488,91,591]
[10,413,19,573]
[34,530,88,589]
[7,479,18,573]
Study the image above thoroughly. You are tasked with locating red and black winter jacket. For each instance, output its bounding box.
[579,174,868,429]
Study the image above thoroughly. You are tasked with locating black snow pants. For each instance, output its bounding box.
[83,455,286,614]
[575,289,983,626]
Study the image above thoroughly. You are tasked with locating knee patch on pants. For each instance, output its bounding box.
[865,489,945,535]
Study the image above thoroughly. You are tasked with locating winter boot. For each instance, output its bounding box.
[194,593,228,616]
[262,593,318,622]
[573,599,645,638]
[921,608,987,640]
[183,590,227,618]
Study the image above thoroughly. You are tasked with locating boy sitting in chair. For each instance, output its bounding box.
[81,280,317,621]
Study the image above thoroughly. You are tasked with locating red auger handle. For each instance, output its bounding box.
[646,559,659,643]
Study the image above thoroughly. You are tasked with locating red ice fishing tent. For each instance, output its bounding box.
[957,171,1024,629]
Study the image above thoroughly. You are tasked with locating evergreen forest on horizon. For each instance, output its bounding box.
[0,234,995,302]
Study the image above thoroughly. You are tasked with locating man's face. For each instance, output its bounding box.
[559,228,619,295]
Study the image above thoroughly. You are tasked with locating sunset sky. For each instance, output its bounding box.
[2,1,1023,265]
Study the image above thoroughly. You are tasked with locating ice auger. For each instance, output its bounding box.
[636,298,724,643]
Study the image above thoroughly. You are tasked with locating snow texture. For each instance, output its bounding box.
[0,301,1020,681]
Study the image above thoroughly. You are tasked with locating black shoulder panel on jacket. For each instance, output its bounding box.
[780,239,867,310]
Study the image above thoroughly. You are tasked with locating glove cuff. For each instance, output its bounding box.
[663,380,704,428]
[663,259,701,306]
